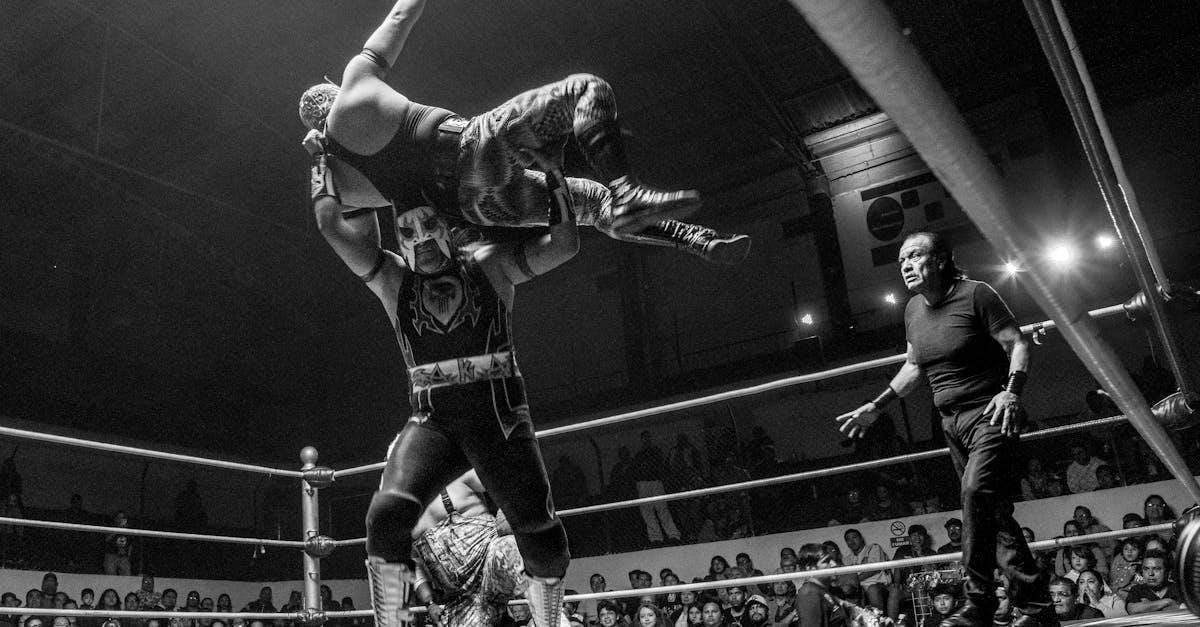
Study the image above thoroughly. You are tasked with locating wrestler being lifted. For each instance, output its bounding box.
[299,0,750,265]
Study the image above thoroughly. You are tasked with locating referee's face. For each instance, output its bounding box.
[899,235,942,294]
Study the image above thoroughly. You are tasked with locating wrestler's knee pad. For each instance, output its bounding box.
[365,491,423,564]
[512,517,570,579]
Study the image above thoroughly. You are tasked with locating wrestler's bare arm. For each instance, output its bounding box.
[313,194,404,316]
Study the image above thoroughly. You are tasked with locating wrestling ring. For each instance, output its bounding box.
[3,0,1200,626]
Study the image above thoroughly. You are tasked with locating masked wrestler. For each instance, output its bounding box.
[313,143,575,627]
[299,0,750,265]
[412,470,570,627]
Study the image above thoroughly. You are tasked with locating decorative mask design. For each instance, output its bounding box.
[396,206,452,274]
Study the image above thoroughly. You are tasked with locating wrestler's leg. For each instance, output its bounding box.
[459,411,568,627]
[458,74,700,234]
[365,420,469,627]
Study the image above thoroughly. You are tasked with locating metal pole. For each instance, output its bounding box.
[1024,0,1193,398]
[300,447,322,615]
[787,0,1200,505]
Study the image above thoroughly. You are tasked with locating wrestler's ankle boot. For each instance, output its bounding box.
[578,121,701,234]
[524,577,566,627]
[634,220,752,265]
[365,557,413,627]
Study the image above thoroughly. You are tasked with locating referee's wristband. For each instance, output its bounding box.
[871,386,899,409]
[1005,371,1028,396]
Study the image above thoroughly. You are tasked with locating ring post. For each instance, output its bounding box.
[300,446,325,624]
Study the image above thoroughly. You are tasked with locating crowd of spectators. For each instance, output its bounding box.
[540,491,1190,627]
[0,576,364,627]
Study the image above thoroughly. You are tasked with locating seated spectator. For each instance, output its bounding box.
[635,604,668,627]
[775,548,796,572]
[919,583,958,627]
[215,595,232,614]
[765,579,795,627]
[1065,443,1105,493]
[698,600,725,627]
[1142,494,1176,541]
[16,590,39,627]
[675,597,703,627]
[934,518,963,572]
[122,592,141,627]
[62,600,79,627]
[1074,505,1114,556]
[1109,537,1143,599]
[1077,569,1126,618]
[792,544,847,627]
[1049,578,1102,621]
[819,541,857,600]
[1095,464,1121,489]
[197,598,214,627]
[1054,520,1108,578]
[136,576,161,611]
[1019,527,1052,579]
[1125,549,1182,614]
[740,596,769,627]
[657,574,685,623]
[241,588,275,613]
[735,554,766,596]
[500,599,533,627]
[865,484,909,521]
[1122,513,1146,530]
[319,586,340,614]
[597,599,625,627]
[722,587,747,624]
[889,525,937,620]
[1019,458,1056,501]
[50,593,68,610]
[702,557,732,608]
[1062,545,1097,582]
[79,589,94,611]
[580,574,607,625]
[0,493,25,564]
[1,592,21,627]
[1144,536,1169,555]
[826,488,868,527]
[39,574,57,599]
[842,528,890,615]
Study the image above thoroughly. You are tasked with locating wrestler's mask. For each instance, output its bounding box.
[298,83,339,132]
[397,206,453,274]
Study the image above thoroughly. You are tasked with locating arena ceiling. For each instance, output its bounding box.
[1,1,1196,462]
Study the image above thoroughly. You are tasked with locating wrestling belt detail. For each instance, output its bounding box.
[408,351,518,392]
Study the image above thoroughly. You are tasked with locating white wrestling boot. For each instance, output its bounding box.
[524,576,568,627]
[365,557,413,627]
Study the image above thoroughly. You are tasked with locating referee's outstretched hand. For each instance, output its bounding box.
[836,402,880,439]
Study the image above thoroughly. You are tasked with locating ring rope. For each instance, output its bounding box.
[558,522,1173,604]
[332,414,1132,547]
[0,425,302,478]
[556,415,1130,517]
[332,304,1128,479]
[13,609,303,620]
[0,516,305,547]
[315,522,1180,616]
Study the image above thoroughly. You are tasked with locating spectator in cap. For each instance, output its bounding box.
[740,596,769,627]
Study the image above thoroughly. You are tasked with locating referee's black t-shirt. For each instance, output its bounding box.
[905,279,1014,410]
